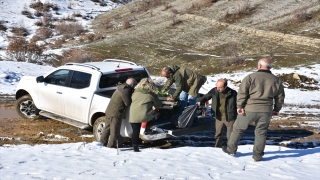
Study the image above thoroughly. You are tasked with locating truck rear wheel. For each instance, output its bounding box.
[93,116,106,142]
[15,95,41,119]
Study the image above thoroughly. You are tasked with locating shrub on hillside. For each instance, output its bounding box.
[0,21,7,31]
[171,14,182,26]
[84,33,95,42]
[62,15,76,22]
[41,12,53,27]
[52,38,66,48]
[6,36,28,61]
[122,17,133,29]
[34,20,43,26]
[43,2,54,12]
[21,9,33,19]
[221,42,244,67]
[201,0,213,7]
[6,36,44,62]
[52,4,59,11]
[55,22,86,38]
[162,1,171,11]
[60,49,96,65]
[72,11,83,18]
[235,0,252,15]
[293,6,312,23]
[34,7,43,17]
[11,27,29,36]
[139,0,166,12]
[102,17,113,29]
[26,41,45,63]
[187,0,214,13]
[30,0,43,9]
[36,27,53,39]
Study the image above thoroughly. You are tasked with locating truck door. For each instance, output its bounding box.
[37,69,71,115]
[63,71,92,122]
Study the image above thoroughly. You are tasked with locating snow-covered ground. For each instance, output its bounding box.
[0,142,319,179]
[1,0,320,179]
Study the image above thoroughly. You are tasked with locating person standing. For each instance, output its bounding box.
[100,78,137,148]
[161,65,207,109]
[129,78,162,152]
[222,58,285,162]
[197,78,237,148]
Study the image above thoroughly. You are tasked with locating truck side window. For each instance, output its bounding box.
[99,70,149,88]
[70,71,92,89]
[45,69,70,86]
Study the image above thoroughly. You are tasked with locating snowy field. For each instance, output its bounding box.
[0,142,319,180]
[1,0,320,179]
[0,0,123,59]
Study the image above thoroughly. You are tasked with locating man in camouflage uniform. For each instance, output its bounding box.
[161,65,207,109]
[100,78,137,148]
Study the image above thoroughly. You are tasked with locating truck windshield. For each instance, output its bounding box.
[99,70,149,88]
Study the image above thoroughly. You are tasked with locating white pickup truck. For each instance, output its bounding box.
[15,60,214,142]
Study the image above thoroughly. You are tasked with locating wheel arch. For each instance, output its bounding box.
[90,112,105,126]
[16,89,30,100]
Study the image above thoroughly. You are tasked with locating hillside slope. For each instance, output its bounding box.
[88,0,320,75]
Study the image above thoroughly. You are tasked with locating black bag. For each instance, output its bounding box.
[171,105,198,129]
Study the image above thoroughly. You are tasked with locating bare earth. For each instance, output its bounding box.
[1,100,319,147]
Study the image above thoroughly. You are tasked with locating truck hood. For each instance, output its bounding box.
[20,76,37,81]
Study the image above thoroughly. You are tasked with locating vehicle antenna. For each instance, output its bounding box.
[117,62,120,68]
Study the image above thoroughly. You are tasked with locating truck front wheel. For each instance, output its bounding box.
[93,116,106,142]
[15,95,41,119]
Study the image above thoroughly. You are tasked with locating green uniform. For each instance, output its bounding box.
[129,88,162,123]
[197,87,237,147]
[227,70,285,161]
[162,65,207,100]
[101,83,134,148]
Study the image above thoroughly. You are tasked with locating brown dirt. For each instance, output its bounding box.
[0,101,94,146]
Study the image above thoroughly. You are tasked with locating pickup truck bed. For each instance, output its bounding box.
[140,114,215,142]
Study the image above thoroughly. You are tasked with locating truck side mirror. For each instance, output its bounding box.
[36,76,44,83]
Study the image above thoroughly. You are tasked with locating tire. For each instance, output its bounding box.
[15,95,41,119]
[93,116,106,142]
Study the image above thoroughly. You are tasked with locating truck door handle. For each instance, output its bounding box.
[56,92,62,94]
[80,96,87,99]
